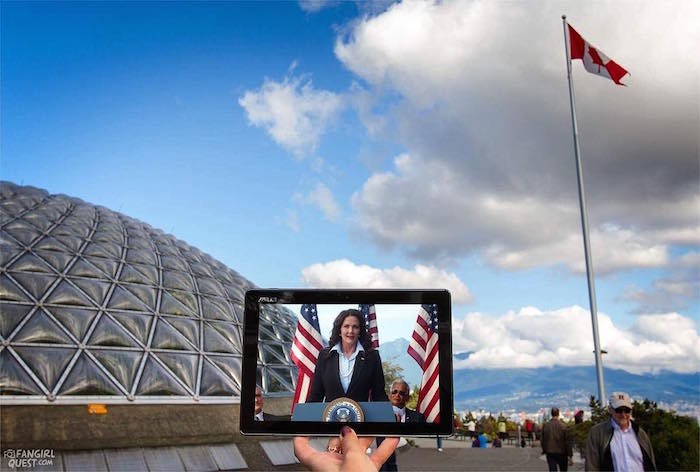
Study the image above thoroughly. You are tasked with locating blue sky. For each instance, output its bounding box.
[2,1,698,377]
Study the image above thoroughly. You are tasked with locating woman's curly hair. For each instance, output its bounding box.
[327,308,373,351]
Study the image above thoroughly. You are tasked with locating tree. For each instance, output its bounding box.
[631,399,699,471]
[381,359,404,389]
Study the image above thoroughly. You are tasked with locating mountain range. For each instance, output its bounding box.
[380,338,699,416]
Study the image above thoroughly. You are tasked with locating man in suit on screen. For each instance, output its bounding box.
[379,379,425,471]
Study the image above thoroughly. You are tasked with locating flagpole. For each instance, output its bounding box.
[562,15,606,404]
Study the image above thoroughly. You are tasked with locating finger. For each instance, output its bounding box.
[293,436,314,463]
[339,426,364,455]
[359,436,374,450]
[369,436,399,470]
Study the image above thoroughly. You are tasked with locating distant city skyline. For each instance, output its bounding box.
[2,1,698,379]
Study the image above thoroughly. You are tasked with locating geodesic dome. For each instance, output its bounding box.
[0,182,297,403]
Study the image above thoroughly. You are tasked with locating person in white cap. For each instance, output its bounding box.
[585,391,657,471]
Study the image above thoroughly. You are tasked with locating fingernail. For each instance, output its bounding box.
[341,426,353,437]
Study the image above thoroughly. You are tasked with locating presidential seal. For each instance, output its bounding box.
[322,397,365,423]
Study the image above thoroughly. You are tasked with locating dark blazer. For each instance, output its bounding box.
[307,346,389,403]
[261,412,291,421]
[379,407,425,472]
[404,407,426,423]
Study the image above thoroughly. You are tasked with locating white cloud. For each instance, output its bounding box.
[300,258,473,303]
[351,153,674,272]
[453,306,700,374]
[337,1,699,274]
[620,251,700,313]
[239,74,343,157]
[297,182,341,222]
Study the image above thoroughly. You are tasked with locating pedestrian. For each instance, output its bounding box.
[541,407,573,471]
[585,391,657,471]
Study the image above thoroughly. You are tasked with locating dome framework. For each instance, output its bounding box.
[0,182,297,403]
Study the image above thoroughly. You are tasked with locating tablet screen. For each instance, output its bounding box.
[240,289,453,436]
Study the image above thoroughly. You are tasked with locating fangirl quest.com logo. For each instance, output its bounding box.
[2,449,55,469]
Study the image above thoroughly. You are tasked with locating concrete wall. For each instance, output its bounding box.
[1,397,293,451]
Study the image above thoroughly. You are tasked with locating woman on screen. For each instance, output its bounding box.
[307,309,389,403]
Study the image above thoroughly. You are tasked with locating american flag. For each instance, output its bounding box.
[359,304,379,348]
[407,304,440,422]
[290,304,323,409]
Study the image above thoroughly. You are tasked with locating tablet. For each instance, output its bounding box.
[240,289,453,436]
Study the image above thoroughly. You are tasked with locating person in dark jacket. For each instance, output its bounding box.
[541,407,573,471]
[254,385,291,421]
[585,391,656,471]
[307,309,388,404]
[379,379,425,471]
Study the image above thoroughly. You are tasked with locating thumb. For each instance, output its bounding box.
[339,426,363,455]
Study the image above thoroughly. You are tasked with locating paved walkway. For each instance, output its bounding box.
[393,437,585,471]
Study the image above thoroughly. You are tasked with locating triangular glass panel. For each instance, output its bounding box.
[52,234,83,252]
[0,236,21,266]
[109,311,153,345]
[0,273,32,302]
[199,357,238,396]
[93,230,123,246]
[0,349,45,395]
[125,262,158,285]
[3,225,41,246]
[44,279,97,307]
[118,264,153,285]
[8,252,54,273]
[82,257,118,279]
[206,355,242,388]
[153,351,199,390]
[83,242,119,260]
[261,343,288,365]
[162,270,195,291]
[87,314,140,348]
[125,248,157,266]
[0,304,32,341]
[205,321,241,353]
[89,349,143,393]
[160,316,199,347]
[121,283,156,310]
[13,346,77,392]
[8,272,57,301]
[258,324,278,342]
[33,236,71,253]
[223,283,246,305]
[201,296,232,321]
[33,249,73,272]
[160,255,188,272]
[106,285,152,312]
[160,290,197,317]
[35,203,66,223]
[197,278,224,297]
[49,306,99,341]
[13,309,75,345]
[68,257,107,279]
[203,323,237,354]
[57,352,124,395]
[190,262,213,278]
[267,367,294,393]
[24,212,52,231]
[151,319,196,351]
[69,277,112,306]
[127,236,153,251]
[134,355,190,396]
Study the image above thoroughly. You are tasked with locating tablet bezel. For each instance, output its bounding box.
[240,288,454,436]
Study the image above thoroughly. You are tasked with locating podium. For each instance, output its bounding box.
[292,401,395,422]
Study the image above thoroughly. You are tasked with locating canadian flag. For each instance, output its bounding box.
[567,23,629,86]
